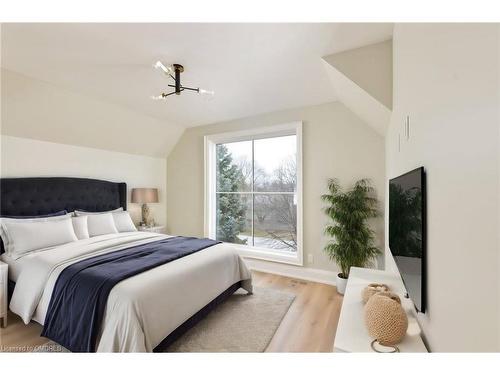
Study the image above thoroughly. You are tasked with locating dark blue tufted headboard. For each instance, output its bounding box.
[0,177,127,216]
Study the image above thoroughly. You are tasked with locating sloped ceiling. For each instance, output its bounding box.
[323,40,393,136]
[324,40,393,109]
[1,23,393,127]
[1,69,185,157]
[1,23,393,156]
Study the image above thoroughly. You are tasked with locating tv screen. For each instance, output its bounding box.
[389,167,426,313]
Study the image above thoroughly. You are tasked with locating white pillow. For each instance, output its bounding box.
[2,217,78,259]
[112,211,137,233]
[85,212,118,237]
[0,214,72,255]
[72,216,90,240]
[74,207,123,216]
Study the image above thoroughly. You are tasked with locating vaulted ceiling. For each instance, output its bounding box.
[1,23,393,128]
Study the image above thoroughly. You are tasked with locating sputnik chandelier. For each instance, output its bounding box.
[151,61,214,100]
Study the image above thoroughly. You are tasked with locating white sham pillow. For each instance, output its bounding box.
[72,216,90,240]
[2,217,78,259]
[0,214,72,255]
[85,212,118,237]
[74,207,123,216]
[112,211,137,233]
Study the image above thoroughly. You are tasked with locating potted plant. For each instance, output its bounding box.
[321,178,380,295]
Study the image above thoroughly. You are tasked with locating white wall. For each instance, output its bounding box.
[324,40,393,109]
[498,28,500,351]
[167,101,385,273]
[0,136,167,226]
[386,24,500,352]
[0,68,178,227]
[322,54,391,136]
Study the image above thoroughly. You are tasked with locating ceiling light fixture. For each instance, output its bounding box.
[152,61,214,100]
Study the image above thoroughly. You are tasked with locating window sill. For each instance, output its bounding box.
[223,243,303,266]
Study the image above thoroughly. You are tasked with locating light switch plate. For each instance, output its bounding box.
[405,115,410,140]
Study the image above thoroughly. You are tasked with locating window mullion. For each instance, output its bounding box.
[251,139,255,247]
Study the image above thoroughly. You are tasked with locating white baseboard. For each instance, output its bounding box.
[243,257,337,286]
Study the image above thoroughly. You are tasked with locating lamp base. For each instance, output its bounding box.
[141,203,154,227]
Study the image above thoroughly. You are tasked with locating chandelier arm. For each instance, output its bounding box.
[161,91,177,98]
[167,84,199,93]
[180,86,200,92]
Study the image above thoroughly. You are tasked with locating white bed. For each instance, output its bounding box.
[2,231,252,352]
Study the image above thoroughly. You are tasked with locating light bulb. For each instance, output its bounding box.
[199,88,215,96]
[153,61,173,76]
[150,95,164,100]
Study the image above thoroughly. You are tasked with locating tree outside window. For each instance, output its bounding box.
[215,135,297,253]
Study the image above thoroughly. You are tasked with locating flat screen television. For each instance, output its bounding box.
[389,167,426,313]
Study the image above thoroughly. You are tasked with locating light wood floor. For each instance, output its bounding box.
[0,271,343,352]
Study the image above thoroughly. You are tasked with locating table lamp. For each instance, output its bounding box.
[131,188,159,227]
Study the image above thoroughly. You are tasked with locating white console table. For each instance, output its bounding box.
[334,267,428,352]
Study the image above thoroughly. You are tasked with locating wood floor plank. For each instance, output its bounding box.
[0,271,342,352]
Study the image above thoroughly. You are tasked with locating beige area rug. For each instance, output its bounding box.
[33,286,295,353]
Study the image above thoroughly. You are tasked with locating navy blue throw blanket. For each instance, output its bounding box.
[41,236,220,352]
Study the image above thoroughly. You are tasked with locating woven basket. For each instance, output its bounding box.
[364,291,408,345]
[361,283,390,304]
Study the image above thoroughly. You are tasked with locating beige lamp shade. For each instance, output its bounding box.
[131,188,159,204]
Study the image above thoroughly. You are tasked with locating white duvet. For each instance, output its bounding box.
[4,232,253,352]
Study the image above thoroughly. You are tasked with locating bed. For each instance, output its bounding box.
[0,177,252,352]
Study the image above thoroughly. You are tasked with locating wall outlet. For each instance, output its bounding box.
[307,254,314,264]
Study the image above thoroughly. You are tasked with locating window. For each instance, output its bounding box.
[205,122,302,265]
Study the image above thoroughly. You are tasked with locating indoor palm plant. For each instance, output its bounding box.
[321,178,380,294]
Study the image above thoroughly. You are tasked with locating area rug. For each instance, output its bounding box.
[33,286,295,353]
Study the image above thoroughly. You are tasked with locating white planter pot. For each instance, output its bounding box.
[336,273,348,295]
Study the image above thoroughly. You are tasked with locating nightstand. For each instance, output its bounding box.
[138,225,165,234]
[0,261,7,328]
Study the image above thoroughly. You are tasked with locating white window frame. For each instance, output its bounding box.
[204,122,303,266]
